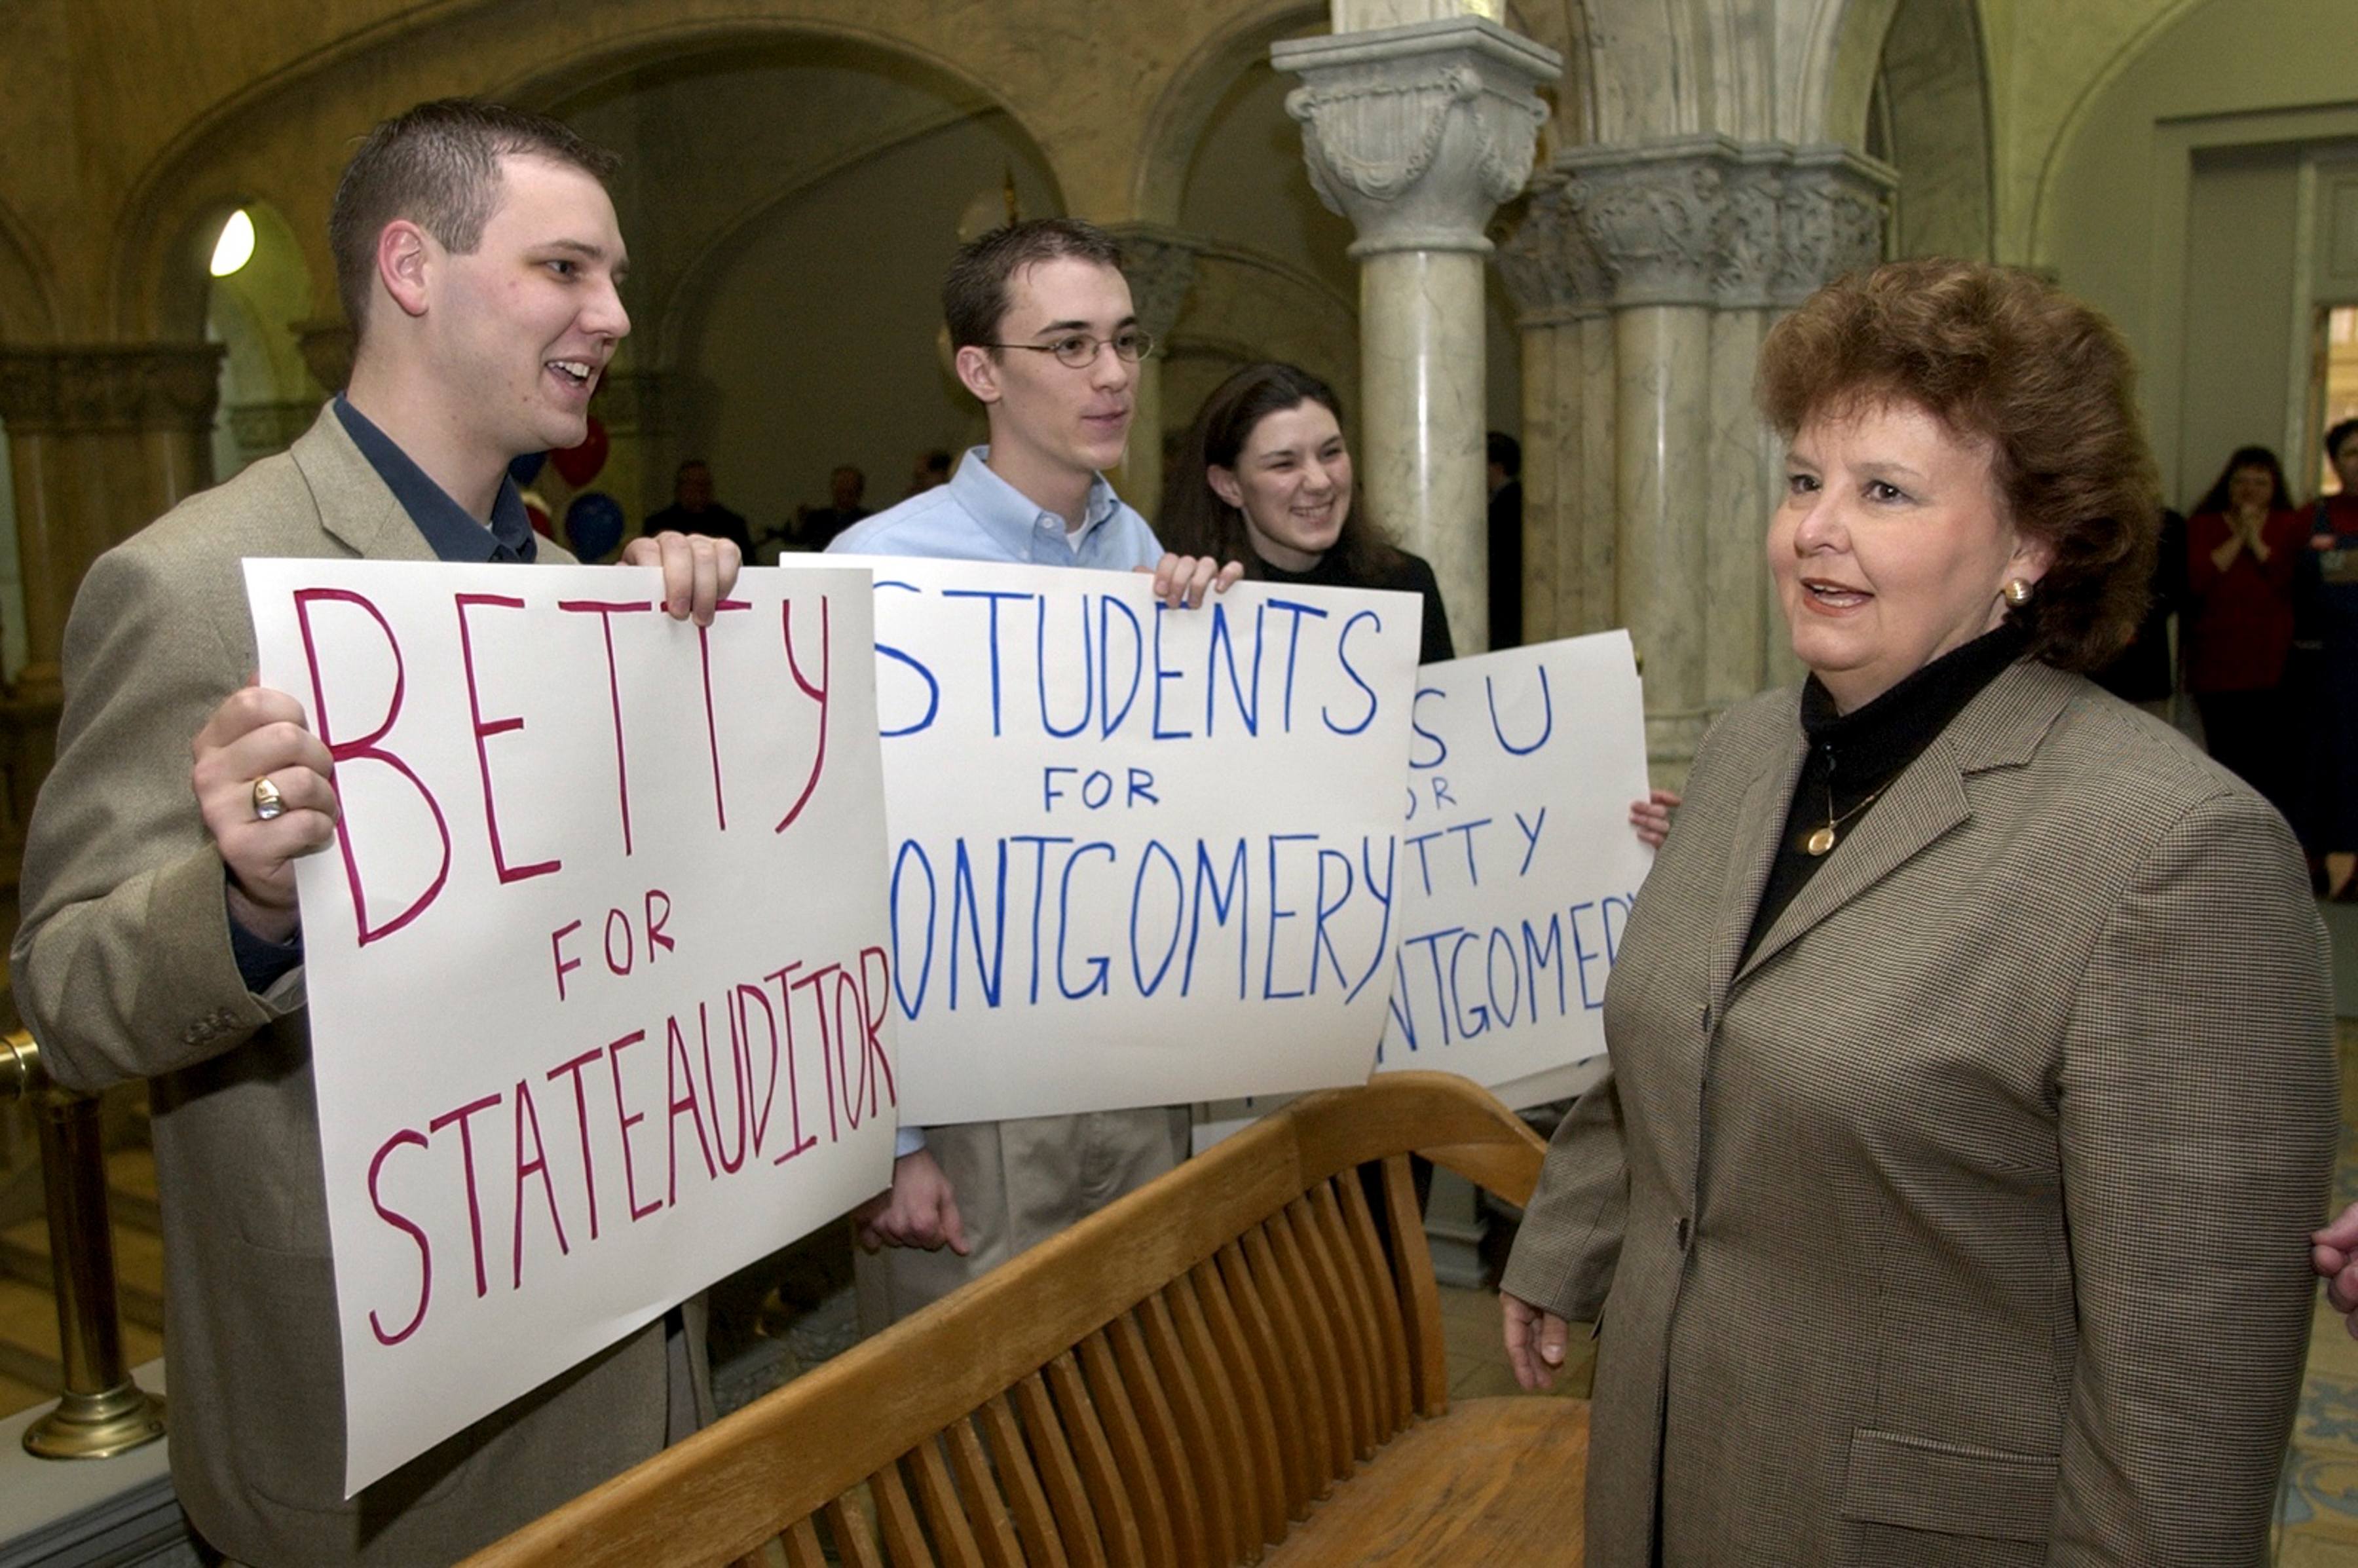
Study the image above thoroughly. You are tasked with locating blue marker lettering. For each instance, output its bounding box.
[1486,665,1554,756]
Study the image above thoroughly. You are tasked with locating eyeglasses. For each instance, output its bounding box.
[984,329,1155,369]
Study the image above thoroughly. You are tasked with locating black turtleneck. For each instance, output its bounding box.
[1741,623,2030,960]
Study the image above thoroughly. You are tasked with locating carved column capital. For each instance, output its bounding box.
[1275,17,1561,259]
[1544,137,1894,311]
[1101,223,1203,343]
[0,345,224,434]
[1773,150,1893,304]
[227,400,322,462]
[1493,174,1613,324]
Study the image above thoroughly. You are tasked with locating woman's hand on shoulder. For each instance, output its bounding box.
[1630,788,1682,849]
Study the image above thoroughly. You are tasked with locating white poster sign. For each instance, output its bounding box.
[1193,631,1652,1148]
[795,556,1420,1125]
[243,559,895,1496]
[1381,631,1653,1101]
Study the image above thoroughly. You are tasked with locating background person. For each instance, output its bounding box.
[2184,444,2305,822]
[796,462,871,551]
[1487,429,1523,650]
[1157,361,1455,664]
[8,101,739,1566]
[1501,259,2333,1568]
[829,218,1239,1327]
[643,456,753,555]
[2300,417,2358,897]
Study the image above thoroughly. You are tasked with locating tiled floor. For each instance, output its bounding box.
[2279,1024,2358,1564]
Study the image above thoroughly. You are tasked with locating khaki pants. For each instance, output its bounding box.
[855,1106,1189,1328]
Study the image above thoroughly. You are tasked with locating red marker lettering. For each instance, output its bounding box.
[550,920,584,1002]
[366,1127,432,1346]
[455,593,558,884]
[696,601,753,829]
[545,1047,605,1241]
[605,1031,662,1222]
[292,588,450,944]
[510,1077,569,1289]
[558,599,656,855]
[664,1011,719,1206]
[428,1092,502,1299]
[776,595,831,834]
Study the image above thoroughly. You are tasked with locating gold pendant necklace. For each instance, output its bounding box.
[1805,785,1882,857]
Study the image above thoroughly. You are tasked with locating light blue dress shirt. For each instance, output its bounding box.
[830,447,1165,1155]
[831,446,1164,569]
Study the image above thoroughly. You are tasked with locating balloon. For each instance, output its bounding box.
[525,502,552,538]
[565,492,625,561]
[508,450,546,487]
[550,417,609,487]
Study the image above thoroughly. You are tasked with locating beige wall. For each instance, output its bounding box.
[2042,0,2358,505]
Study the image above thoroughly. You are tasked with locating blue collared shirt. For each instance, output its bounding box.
[831,447,1160,1155]
[332,396,540,563]
[831,447,1162,569]
[234,400,543,992]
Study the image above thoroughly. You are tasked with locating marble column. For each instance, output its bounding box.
[1104,223,1201,517]
[0,345,224,700]
[1497,138,1888,770]
[1275,16,1559,654]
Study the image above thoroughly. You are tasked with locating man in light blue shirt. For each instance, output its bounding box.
[833,217,1237,1323]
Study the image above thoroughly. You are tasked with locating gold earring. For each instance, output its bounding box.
[2001,578,2033,608]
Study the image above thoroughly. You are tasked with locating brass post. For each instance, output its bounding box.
[0,1033,166,1459]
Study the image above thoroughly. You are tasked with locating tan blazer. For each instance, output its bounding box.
[10,409,703,1565]
[1502,661,2336,1568]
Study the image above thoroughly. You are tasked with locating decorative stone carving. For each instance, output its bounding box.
[1531,137,1896,312]
[1493,173,1612,322]
[1101,223,1203,343]
[0,345,223,434]
[227,399,322,461]
[293,318,354,397]
[1774,152,1891,303]
[1275,17,1561,258]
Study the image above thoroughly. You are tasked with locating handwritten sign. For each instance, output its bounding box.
[788,557,1420,1125]
[1381,632,1651,1100]
[243,559,894,1496]
[1195,633,1651,1146]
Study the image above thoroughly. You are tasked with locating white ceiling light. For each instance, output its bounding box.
[209,208,255,278]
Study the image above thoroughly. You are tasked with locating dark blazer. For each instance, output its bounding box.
[1502,660,2336,1567]
[11,408,703,1565]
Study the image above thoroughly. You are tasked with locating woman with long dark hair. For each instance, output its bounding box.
[2184,443,2306,819]
[1157,361,1455,663]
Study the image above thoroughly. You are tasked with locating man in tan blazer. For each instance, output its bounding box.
[10,101,736,1565]
[1504,662,2335,1566]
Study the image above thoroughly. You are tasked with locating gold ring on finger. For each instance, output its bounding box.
[252,775,286,822]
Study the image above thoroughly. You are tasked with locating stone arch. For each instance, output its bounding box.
[1810,0,1904,150]
[0,197,60,345]
[2023,0,2209,263]
[1131,0,1327,225]
[105,7,1064,345]
[1868,0,1993,259]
